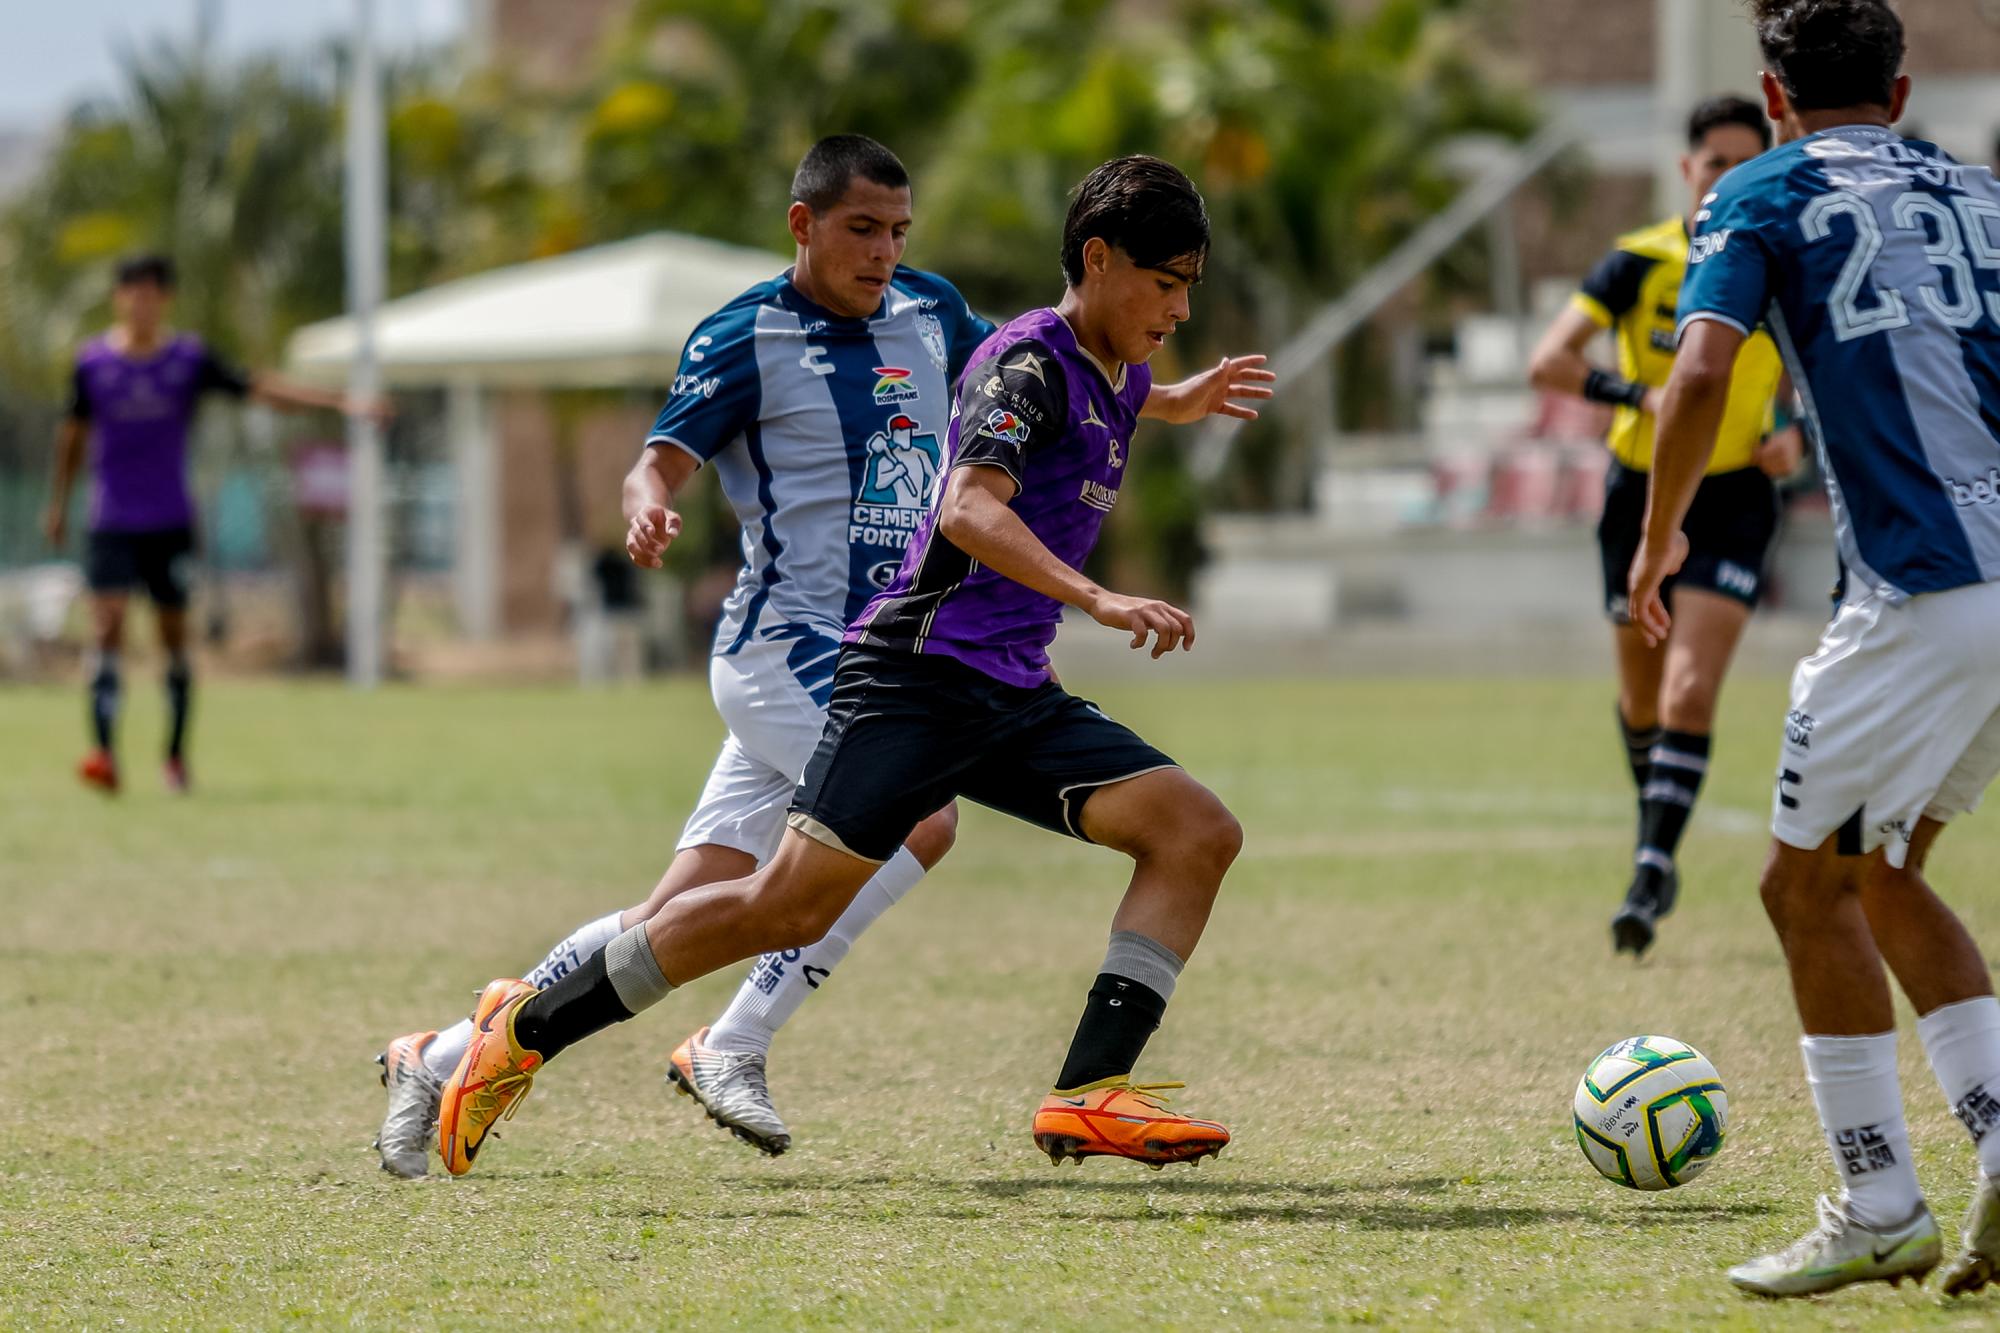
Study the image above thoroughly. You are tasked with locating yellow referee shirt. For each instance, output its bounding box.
[1569,215,1783,474]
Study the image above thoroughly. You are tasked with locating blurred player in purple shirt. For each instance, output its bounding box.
[437,156,1280,1176]
[43,254,381,794]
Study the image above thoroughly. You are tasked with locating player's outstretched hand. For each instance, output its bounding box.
[626,504,683,568]
[1189,354,1276,422]
[1627,531,1689,647]
[1088,590,1196,659]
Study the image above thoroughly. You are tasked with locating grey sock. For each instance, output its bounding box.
[1103,929,1184,1004]
[603,924,674,1014]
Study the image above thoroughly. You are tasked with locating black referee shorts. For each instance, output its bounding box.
[1598,461,1779,623]
[788,645,1178,864]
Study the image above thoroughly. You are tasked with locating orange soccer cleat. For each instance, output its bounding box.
[1031,1078,1229,1169]
[436,979,542,1176]
[77,748,119,794]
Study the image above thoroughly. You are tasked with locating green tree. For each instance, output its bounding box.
[573,0,977,249]
[0,44,343,393]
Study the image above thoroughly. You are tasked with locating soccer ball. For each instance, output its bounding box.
[1573,1035,1728,1191]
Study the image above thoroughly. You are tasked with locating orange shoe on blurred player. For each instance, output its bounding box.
[437,978,542,1176]
[78,748,118,794]
[1031,1078,1229,1168]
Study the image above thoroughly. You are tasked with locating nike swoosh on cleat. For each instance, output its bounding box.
[1055,1097,1089,1107]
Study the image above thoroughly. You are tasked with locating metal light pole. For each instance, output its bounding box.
[344,0,387,687]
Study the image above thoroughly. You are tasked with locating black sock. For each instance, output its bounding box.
[1618,708,1660,797]
[1054,972,1168,1091]
[1637,729,1710,884]
[89,657,120,752]
[511,951,636,1062]
[165,658,192,760]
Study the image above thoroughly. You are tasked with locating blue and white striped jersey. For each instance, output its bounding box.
[1681,125,2000,601]
[645,266,992,688]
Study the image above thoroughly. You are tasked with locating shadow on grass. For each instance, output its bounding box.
[611,1173,1630,1230]
[1621,1199,1778,1221]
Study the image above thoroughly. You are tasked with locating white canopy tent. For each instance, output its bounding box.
[285,231,786,640]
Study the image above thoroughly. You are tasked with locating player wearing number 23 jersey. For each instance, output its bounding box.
[1682,123,2000,865]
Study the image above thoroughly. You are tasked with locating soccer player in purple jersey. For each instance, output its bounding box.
[435,155,1276,1174]
[42,254,382,794]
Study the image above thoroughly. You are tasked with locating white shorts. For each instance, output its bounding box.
[1773,581,2000,867]
[676,636,840,858]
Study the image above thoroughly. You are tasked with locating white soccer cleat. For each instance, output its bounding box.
[1728,1194,1940,1297]
[1941,1174,2000,1297]
[374,1030,444,1179]
[666,1026,791,1156]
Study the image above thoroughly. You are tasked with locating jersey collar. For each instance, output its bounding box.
[1049,310,1128,393]
[778,267,891,328]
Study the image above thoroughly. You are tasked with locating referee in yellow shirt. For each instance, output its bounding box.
[1530,96,1803,957]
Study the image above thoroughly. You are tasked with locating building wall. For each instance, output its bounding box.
[1492,0,2000,88]
[494,392,658,634]
[1496,0,2000,287]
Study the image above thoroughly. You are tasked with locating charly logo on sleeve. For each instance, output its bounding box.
[853,414,944,586]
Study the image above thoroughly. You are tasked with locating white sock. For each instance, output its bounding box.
[523,910,627,990]
[424,1019,474,1080]
[1801,1032,1923,1228]
[706,846,927,1055]
[1917,995,2000,1178]
[419,909,627,1080]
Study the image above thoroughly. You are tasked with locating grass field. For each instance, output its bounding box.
[5,669,2000,1329]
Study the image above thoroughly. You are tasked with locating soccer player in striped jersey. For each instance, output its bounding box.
[431,155,1275,1178]
[1633,0,2000,1297]
[375,140,1269,1177]
[1530,97,1801,957]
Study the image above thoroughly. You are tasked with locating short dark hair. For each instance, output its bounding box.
[1687,95,1772,151]
[1752,0,1905,112]
[1059,155,1210,287]
[114,253,175,290]
[790,134,910,214]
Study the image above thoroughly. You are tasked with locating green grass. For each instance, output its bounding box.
[4,671,1999,1329]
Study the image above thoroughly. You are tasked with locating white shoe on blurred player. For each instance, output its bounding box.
[374,1030,444,1179]
[666,1026,790,1156]
[1728,1194,1939,1297]
[1942,1174,2000,1297]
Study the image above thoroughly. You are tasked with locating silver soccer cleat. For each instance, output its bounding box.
[1728,1194,1939,1297]
[1941,1174,2000,1297]
[665,1026,791,1156]
[374,1031,444,1179]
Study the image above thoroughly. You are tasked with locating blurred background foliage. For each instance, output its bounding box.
[0,0,1538,596]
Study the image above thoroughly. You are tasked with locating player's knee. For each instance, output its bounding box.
[904,802,959,871]
[1659,671,1720,730]
[1164,790,1242,878]
[1756,844,1810,932]
[1204,803,1245,870]
[746,875,843,951]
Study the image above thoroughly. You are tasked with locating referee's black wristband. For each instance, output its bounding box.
[1582,369,1649,410]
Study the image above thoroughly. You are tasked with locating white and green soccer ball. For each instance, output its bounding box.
[1573,1035,1728,1191]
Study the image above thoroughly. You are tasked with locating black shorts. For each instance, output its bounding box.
[86,527,196,609]
[789,645,1179,863]
[1597,461,1779,623]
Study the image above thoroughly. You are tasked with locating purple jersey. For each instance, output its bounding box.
[70,333,249,532]
[848,308,1151,686]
